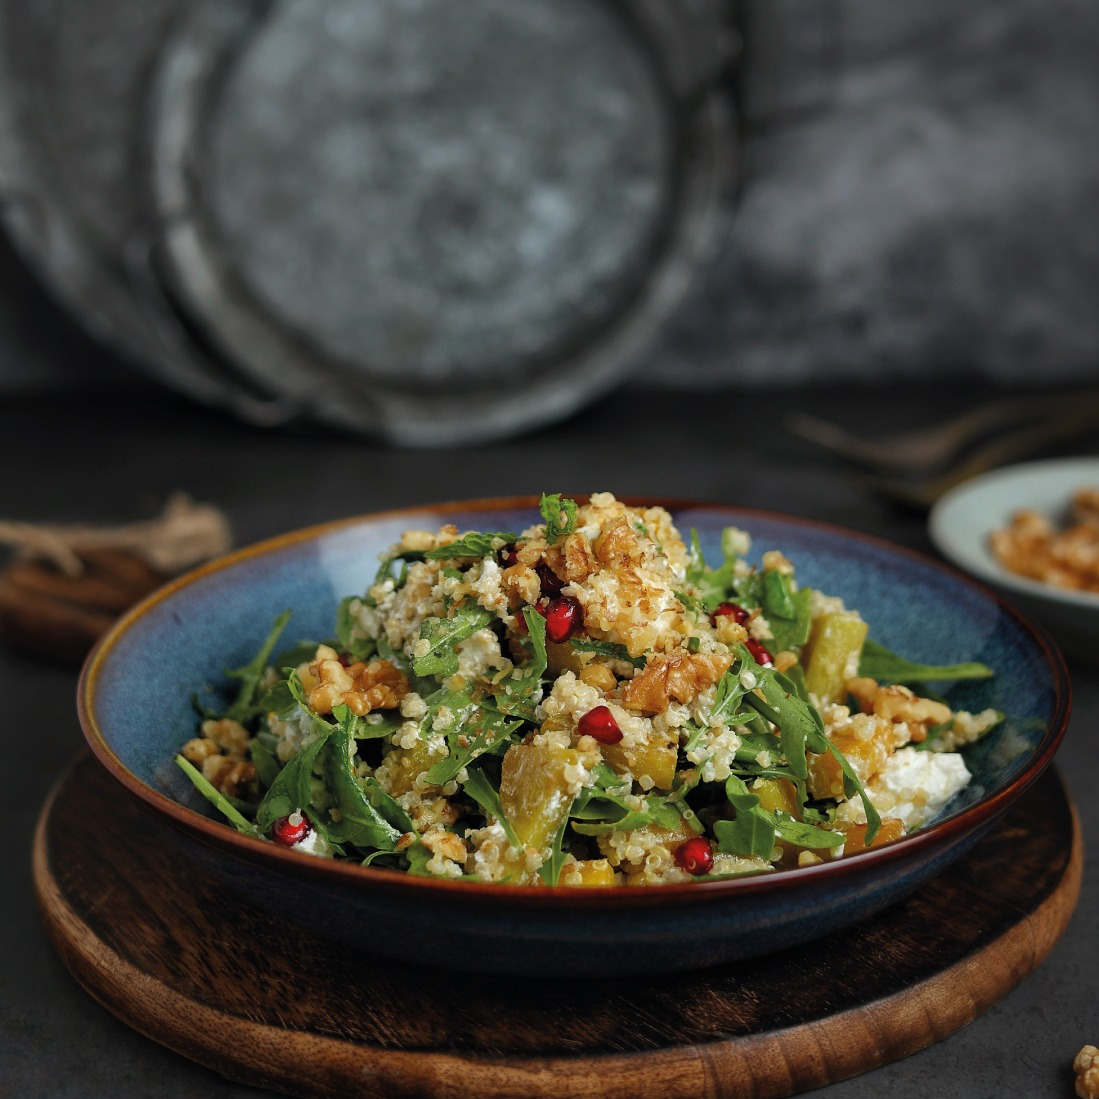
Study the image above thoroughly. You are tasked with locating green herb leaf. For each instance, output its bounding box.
[858,638,994,684]
[321,721,402,851]
[254,723,334,832]
[771,812,845,849]
[222,609,292,722]
[249,734,281,790]
[539,493,578,542]
[738,647,820,782]
[424,531,517,559]
[463,766,521,847]
[424,705,523,786]
[568,637,645,668]
[538,802,575,886]
[336,596,378,661]
[761,572,812,652]
[495,606,549,717]
[174,755,259,835]
[412,603,495,678]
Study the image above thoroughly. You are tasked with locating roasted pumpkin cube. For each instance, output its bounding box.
[750,776,800,819]
[807,716,894,800]
[382,737,447,797]
[600,731,678,791]
[499,742,585,853]
[569,858,617,886]
[834,816,906,852]
[804,612,868,705]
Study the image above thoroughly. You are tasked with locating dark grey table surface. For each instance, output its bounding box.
[3,381,1097,1098]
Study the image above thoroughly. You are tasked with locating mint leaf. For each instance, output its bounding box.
[424,531,517,559]
[539,493,578,541]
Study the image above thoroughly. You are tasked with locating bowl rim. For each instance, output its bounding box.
[78,494,1072,909]
[929,456,1099,612]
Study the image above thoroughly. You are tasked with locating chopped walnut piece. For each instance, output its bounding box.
[579,663,617,693]
[199,717,250,757]
[593,516,643,568]
[421,828,469,864]
[846,676,951,738]
[562,531,599,582]
[201,754,257,799]
[308,646,409,716]
[1075,1045,1099,1099]
[181,737,220,764]
[619,650,732,714]
[501,562,541,606]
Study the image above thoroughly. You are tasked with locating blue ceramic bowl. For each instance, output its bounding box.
[78,498,1070,977]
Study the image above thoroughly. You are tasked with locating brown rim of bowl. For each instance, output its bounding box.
[77,495,1072,909]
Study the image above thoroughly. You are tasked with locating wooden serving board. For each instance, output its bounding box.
[34,755,1081,1099]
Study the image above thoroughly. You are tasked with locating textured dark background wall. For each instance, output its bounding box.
[1,0,1097,408]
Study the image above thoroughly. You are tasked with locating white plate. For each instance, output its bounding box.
[929,457,1099,659]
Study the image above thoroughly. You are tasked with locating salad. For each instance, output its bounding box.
[177,493,1001,886]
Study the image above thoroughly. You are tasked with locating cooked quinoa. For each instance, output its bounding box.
[177,493,1000,886]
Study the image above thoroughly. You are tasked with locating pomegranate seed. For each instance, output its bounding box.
[539,595,583,644]
[746,638,774,667]
[272,812,311,847]
[675,836,714,875]
[711,601,749,625]
[577,704,623,744]
[536,562,565,596]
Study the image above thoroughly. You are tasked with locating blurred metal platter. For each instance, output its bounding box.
[0,0,740,444]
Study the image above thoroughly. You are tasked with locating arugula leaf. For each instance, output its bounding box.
[254,723,334,832]
[495,606,549,717]
[772,812,844,849]
[273,640,328,672]
[175,755,259,835]
[222,609,292,722]
[709,666,749,726]
[568,637,645,668]
[570,790,684,836]
[760,571,812,652]
[321,720,402,851]
[538,807,575,886]
[336,596,377,661]
[258,677,298,720]
[713,776,776,859]
[412,603,495,677]
[424,531,517,559]
[424,705,523,786]
[738,648,821,782]
[463,766,521,847]
[249,734,281,790]
[539,493,578,542]
[858,638,994,684]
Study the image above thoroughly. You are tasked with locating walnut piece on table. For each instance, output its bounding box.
[1076,1045,1099,1099]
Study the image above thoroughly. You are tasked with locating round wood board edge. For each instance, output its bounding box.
[33,759,1082,1099]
